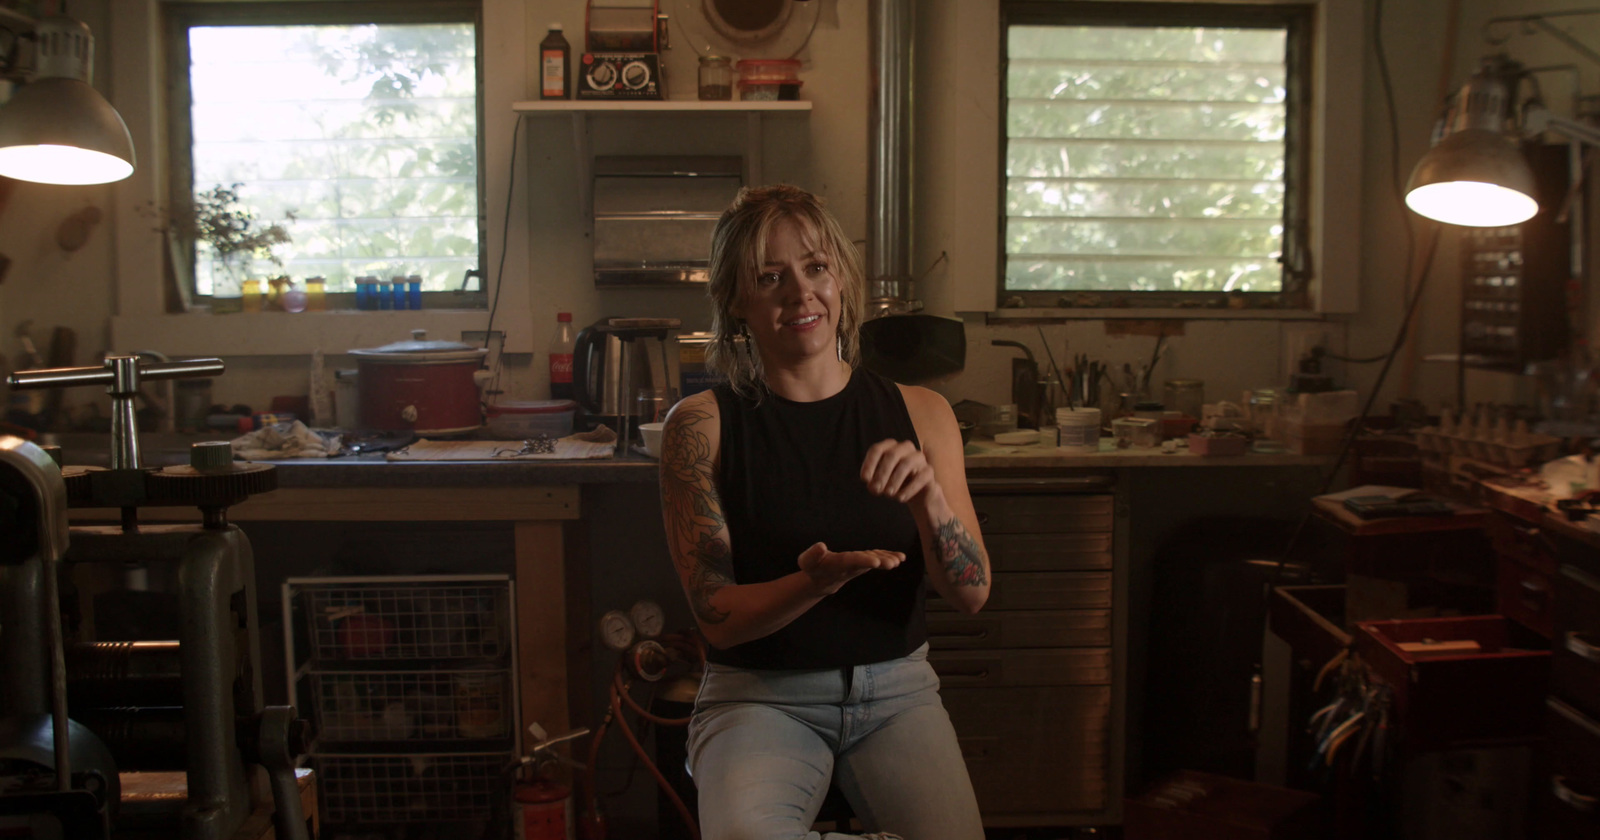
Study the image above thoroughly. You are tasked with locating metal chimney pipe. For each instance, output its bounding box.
[868,0,914,312]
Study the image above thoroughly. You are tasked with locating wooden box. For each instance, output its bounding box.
[1124,770,1323,840]
[1353,615,1549,751]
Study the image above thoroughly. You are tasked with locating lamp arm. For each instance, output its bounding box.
[1486,10,1600,68]
[1525,104,1600,148]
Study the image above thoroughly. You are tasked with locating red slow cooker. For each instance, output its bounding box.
[349,329,489,435]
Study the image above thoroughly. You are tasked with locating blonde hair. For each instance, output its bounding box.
[705,185,865,398]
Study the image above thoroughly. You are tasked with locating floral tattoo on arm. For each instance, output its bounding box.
[934,517,988,587]
[660,405,734,625]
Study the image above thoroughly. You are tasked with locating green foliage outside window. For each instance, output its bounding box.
[187,21,479,296]
[1006,24,1289,295]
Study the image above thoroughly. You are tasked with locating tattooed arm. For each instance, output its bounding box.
[659,391,904,649]
[861,387,990,614]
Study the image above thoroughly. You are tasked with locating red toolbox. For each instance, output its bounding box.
[1354,615,1549,752]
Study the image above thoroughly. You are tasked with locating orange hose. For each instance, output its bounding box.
[580,630,706,840]
[614,670,693,726]
[581,706,612,840]
[612,683,700,840]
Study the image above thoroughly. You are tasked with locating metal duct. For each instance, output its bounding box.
[867,0,914,312]
[860,0,967,384]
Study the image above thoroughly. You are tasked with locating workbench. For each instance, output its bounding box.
[45,431,1328,834]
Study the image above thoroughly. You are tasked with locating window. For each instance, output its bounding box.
[165,1,484,304]
[1001,2,1311,308]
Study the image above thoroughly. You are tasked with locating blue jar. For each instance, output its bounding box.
[390,276,407,310]
[377,280,392,310]
[407,276,422,310]
[354,277,375,310]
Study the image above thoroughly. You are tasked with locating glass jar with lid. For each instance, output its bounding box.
[1163,378,1204,420]
[698,55,732,101]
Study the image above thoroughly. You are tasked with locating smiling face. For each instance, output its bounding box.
[732,217,840,366]
[705,185,866,396]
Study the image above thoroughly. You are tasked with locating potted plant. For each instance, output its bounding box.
[158,184,292,312]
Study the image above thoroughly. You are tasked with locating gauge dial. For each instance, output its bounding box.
[629,640,670,682]
[599,610,636,651]
[629,600,666,639]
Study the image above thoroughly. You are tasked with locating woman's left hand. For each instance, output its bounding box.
[860,439,945,509]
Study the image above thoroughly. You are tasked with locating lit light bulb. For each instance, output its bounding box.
[1404,180,1538,227]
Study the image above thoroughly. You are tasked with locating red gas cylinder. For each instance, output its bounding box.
[515,779,574,840]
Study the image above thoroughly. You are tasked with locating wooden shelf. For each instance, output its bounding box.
[511,99,811,113]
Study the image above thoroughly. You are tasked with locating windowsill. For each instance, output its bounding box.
[982,307,1328,321]
[109,309,525,357]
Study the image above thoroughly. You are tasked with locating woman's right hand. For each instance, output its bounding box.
[796,542,904,596]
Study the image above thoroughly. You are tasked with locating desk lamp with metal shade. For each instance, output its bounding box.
[0,13,135,186]
[1405,53,1600,228]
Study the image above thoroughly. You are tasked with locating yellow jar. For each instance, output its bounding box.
[305,277,326,311]
[241,279,263,313]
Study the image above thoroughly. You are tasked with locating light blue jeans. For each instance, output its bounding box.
[686,643,984,840]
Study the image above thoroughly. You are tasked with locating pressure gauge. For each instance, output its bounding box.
[599,610,636,651]
[629,600,666,639]
[629,640,670,682]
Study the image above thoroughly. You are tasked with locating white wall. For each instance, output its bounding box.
[0,0,1580,425]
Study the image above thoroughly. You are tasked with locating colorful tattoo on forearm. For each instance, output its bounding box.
[934,518,988,587]
[660,406,734,625]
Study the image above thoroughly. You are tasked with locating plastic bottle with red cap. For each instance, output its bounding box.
[549,312,576,401]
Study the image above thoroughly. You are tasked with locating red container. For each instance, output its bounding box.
[350,330,488,435]
[514,779,572,840]
[735,58,800,83]
[1354,615,1549,751]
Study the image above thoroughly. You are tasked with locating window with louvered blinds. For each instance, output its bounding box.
[1004,10,1307,303]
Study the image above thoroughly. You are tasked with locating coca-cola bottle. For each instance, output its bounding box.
[549,312,576,400]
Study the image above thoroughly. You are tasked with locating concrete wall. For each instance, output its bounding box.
[0,0,1583,425]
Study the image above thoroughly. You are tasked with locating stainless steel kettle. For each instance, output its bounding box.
[571,318,681,434]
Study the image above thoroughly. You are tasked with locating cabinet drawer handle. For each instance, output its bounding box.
[1519,579,1549,612]
[976,512,990,526]
[1566,631,1600,664]
[1553,775,1597,813]
[929,629,990,642]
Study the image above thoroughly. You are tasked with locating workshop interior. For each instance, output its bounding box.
[5,0,1600,839]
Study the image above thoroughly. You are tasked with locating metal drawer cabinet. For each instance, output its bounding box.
[929,479,1124,828]
[1553,564,1600,722]
[942,685,1113,818]
[1534,698,1600,839]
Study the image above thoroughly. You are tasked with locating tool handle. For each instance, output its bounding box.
[8,357,223,391]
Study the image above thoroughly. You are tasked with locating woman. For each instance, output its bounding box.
[658,184,989,840]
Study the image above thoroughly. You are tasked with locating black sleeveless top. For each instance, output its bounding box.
[711,369,927,670]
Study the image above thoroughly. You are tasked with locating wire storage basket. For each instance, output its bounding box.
[284,575,519,829]
[301,579,511,662]
[312,670,511,743]
[316,753,507,824]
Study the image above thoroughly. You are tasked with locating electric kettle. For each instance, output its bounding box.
[571,317,681,433]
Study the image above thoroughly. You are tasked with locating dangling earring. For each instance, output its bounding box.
[739,321,754,365]
[837,333,844,361]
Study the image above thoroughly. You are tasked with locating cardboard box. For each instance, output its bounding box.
[1284,420,1346,456]
[1125,770,1323,840]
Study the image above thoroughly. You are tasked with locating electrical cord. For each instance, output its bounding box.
[1266,0,1437,592]
[1301,0,1424,371]
[1372,0,1416,306]
[482,114,522,350]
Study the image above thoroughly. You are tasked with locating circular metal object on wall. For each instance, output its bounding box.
[671,0,820,59]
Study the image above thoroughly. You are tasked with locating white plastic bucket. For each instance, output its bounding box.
[1056,407,1102,454]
